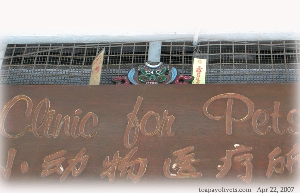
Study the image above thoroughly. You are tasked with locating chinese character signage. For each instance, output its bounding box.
[192,58,207,84]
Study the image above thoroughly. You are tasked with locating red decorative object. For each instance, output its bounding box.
[174,75,194,84]
[112,76,130,85]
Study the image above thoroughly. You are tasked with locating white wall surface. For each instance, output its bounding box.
[0,0,299,67]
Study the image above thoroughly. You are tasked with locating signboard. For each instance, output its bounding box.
[192,58,207,84]
[0,84,299,189]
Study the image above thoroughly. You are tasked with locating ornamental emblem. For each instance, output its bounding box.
[112,62,194,85]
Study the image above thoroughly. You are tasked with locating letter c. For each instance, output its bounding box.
[0,95,33,138]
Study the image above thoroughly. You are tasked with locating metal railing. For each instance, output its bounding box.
[1,40,299,85]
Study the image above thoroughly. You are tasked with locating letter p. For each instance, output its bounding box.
[203,93,254,135]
